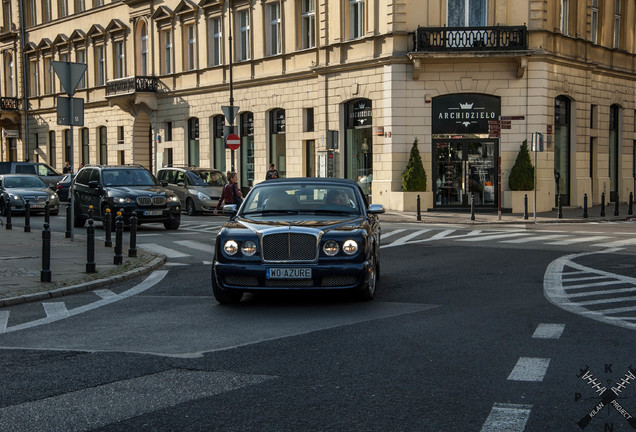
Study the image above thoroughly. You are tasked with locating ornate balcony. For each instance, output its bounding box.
[105,76,158,111]
[413,26,527,52]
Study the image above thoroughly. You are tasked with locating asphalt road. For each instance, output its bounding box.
[1,217,636,431]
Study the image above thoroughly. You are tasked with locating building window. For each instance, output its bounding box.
[240,112,255,189]
[185,23,196,70]
[591,0,598,44]
[447,0,487,27]
[166,122,172,141]
[162,29,173,74]
[304,108,314,132]
[27,0,36,26]
[590,104,598,129]
[94,0,102,7]
[301,0,315,49]
[114,40,124,78]
[42,0,52,22]
[30,60,39,97]
[75,0,85,13]
[59,0,68,18]
[188,117,200,166]
[49,131,56,168]
[44,57,54,94]
[269,109,286,178]
[117,126,124,144]
[212,115,226,172]
[554,96,571,206]
[99,126,107,164]
[268,2,281,56]
[139,21,148,75]
[64,129,71,165]
[95,45,105,86]
[238,10,250,61]
[349,0,364,39]
[208,17,222,66]
[609,105,620,202]
[76,49,86,88]
[5,53,14,97]
[3,0,11,31]
[559,0,569,35]
[614,0,621,49]
[81,127,89,165]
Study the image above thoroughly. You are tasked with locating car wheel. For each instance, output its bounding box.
[186,198,197,216]
[358,255,377,301]
[164,213,181,230]
[211,267,243,304]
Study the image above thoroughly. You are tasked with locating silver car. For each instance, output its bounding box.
[157,167,227,215]
[0,174,60,216]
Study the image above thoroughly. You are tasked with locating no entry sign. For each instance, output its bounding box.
[225,133,240,150]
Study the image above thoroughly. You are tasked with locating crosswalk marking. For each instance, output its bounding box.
[0,311,9,333]
[532,323,565,339]
[480,403,532,432]
[174,240,214,254]
[594,237,636,247]
[94,289,118,299]
[594,305,636,314]
[577,295,636,306]
[381,229,406,239]
[546,235,610,245]
[43,302,70,319]
[567,286,636,298]
[384,229,432,247]
[507,357,550,382]
[501,234,569,244]
[139,243,190,258]
[458,232,530,242]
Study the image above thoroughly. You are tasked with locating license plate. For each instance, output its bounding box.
[143,210,163,216]
[30,203,45,209]
[266,268,312,279]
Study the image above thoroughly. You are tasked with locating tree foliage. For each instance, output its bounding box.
[401,138,427,192]
[508,140,534,191]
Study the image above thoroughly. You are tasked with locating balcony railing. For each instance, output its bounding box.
[413,26,527,52]
[106,76,158,96]
[0,97,20,110]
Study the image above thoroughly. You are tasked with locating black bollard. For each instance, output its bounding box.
[86,218,96,273]
[523,194,528,220]
[24,200,31,232]
[629,192,633,216]
[128,213,138,257]
[5,199,11,230]
[44,201,50,224]
[583,193,588,218]
[557,194,562,219]
[416,194,421,221]
[614,194,619,216]
[88,205,94,220]
[65,199,72,238]
[470,193,475,221]
[114,212,123,265]
[601,192,605,217]
[41,223,52,282]
[104,208,112,247]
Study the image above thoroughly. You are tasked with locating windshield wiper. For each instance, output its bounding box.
[242,209,300,215]
[310,209,359,216]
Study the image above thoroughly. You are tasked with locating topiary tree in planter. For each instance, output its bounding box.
[509,140,534,191]
[402,138,427,191]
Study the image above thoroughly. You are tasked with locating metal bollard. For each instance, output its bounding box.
[128,213,138,257]
[88,205,94,220]
[44,201,50,224]
[104,208,112,247]
[583,193,588,218]
[113,212,123,265]
[614,194,619,216]
[557,194,562,219]
[24,200,31,232]
[65,199,72,238]
[523,194,528,220]
[629,192,633,216]
[470,193,475,221]
[41,223,52,282]
[86,218,96,273]
[5,199,11,230]
[416,194,421,221]
[601,192,605,217]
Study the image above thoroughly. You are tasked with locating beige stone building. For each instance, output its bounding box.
[0,0,635,212]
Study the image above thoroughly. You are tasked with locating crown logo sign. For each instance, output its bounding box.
[459,103,474,109]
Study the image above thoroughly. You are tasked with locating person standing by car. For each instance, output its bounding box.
[62,161,71,174]
[214,171,242,215]
[265,163,279,180]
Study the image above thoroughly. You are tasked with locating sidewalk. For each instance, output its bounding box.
[0,202,634,307]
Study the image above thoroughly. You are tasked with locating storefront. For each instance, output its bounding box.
[432,94,500,208]
[344,98,373,199]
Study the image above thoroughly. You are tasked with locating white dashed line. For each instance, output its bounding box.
[43,302,70,319]
[532,323,565,339]
[138,243,190,258]
[0,311,9,333]
[480,403,532,432]
[94,289,118,299]
[507,357,551,382]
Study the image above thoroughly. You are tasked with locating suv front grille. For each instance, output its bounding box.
[262,233,317,262]
[136,196,166,206]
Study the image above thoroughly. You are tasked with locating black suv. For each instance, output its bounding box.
[72,165,182,230]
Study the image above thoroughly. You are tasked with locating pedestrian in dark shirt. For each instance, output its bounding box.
[214,171,243,215]
[265,163,279,180]
[62,161,71,174]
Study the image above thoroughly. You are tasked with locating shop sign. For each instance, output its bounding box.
[432,94,501,135]
[347,99,372,128]
[2,129,19,138]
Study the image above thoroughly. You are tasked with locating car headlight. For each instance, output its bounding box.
[224,240,239,255]
[197,192,211,201]
[9,194,20,201]
[168,195,180,202]
[115,197,131,204]
[342,240,359,255]
[50,194,57,200]
[323,240,339,256]
[241,240,257,256]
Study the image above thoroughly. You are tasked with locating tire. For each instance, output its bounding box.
[186,198,197,216]
[163,213,181,230]
[211,268,243,304]
[358,255,377,301]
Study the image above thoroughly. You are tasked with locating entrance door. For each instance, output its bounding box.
[434,140,496,208]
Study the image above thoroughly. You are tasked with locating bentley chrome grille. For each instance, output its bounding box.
[262,232,317,262]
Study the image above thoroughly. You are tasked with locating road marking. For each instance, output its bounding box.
[43,302,70,319]
[380,229,406,239]
[594,305,636,314]
[164,262,188,266]
[532,323,565,339]
[3,270,168,333]
[138,243,190,258]
[94,289,118,299]
[0,369,275,432]
[507,357,550,382]
[500,234,569,244]
[562,280,627,290]
[567,286,636,298]
[480,403,532,432]
[383,229,432,247]
[458,232,530,242]
[594,237,636,247]
[175,240,214,254]
[546,235,610,245]
[0,311,8,333]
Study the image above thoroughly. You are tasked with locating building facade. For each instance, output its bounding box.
[0,0,634,212]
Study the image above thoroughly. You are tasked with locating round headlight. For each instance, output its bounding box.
[241,240,257,256]
[323,240,339,256]
[224,240,239,255]
[342,240,359,255]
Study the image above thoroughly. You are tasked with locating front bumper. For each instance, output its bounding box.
[110,204,181,223]
[213,260,371,291]
[9,199,59,213]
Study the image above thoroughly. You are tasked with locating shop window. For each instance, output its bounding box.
[240,111,255,189]
[212,115,226,172]
[188,117,200,166]
[270,109,286,177]
[345,99,372,197]
[99,126,107,164]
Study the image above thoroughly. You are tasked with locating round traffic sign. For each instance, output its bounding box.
[225,133,241,150]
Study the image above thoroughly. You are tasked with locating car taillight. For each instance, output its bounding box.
[56,185,62,190]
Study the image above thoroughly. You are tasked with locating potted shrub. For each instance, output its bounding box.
[394,138,431,211]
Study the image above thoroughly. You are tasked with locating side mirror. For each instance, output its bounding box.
[161,180,169,187]
[176,182,185,187]
[88,180,100,189]
[222,204,237,215]
[368,204,385,215]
